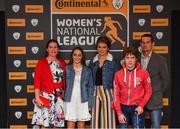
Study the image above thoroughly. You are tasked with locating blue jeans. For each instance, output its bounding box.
[119,104,145,129]
[150,109,163,129]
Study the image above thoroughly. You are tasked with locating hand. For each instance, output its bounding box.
[35,97,43,108]
[118,114,126,124]
[135,106,144,115]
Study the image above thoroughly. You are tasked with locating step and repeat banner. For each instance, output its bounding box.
[5,0,170,128]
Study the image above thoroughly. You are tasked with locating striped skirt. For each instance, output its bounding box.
[91,85,116,129]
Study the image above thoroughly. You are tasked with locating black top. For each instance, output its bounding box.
[95,66,103,85]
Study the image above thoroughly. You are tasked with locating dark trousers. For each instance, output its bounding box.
[118,104,145,129]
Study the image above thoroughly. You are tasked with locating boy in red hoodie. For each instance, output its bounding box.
[114,46,152,128]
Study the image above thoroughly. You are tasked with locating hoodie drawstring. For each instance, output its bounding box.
[124,68,126,84]
[134,68,136,88]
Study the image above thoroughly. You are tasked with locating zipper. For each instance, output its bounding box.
[127,72,131,105]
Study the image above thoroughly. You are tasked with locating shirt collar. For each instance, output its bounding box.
[93,52,113,63]
[141,51,152,58]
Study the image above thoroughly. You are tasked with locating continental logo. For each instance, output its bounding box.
[7,19,25,27]
[26,60,38,68]
[133,5,151,13]
[55,0,102,9]
[153,46,168,54]
[9,98,27,106]
[26,32,44,40]
[25,5,43,13]
[9,72,27,80]
[160,125,168,129]
[163,98,169,106]
[133,32,151,40]
[27,111,33,119]
[8,47,26,54]
[27,85,34,93]
[151,18,169,26]
[10,125,27,129]
[52,0,128,17]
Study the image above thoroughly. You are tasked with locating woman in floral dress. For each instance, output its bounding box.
[31,39,66,128]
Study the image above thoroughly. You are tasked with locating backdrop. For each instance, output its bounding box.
[5,0,170,128]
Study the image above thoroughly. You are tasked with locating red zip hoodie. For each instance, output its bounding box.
[113,62,152,116]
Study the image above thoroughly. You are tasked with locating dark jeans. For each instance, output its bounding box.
[118,104,145,129]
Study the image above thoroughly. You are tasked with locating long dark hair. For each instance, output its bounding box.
[69,47,86,66]
[45,39,60,58]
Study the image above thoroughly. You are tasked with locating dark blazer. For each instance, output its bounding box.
[138,53,169,110]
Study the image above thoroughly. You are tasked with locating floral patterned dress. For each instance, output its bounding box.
[31,61,64,127]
